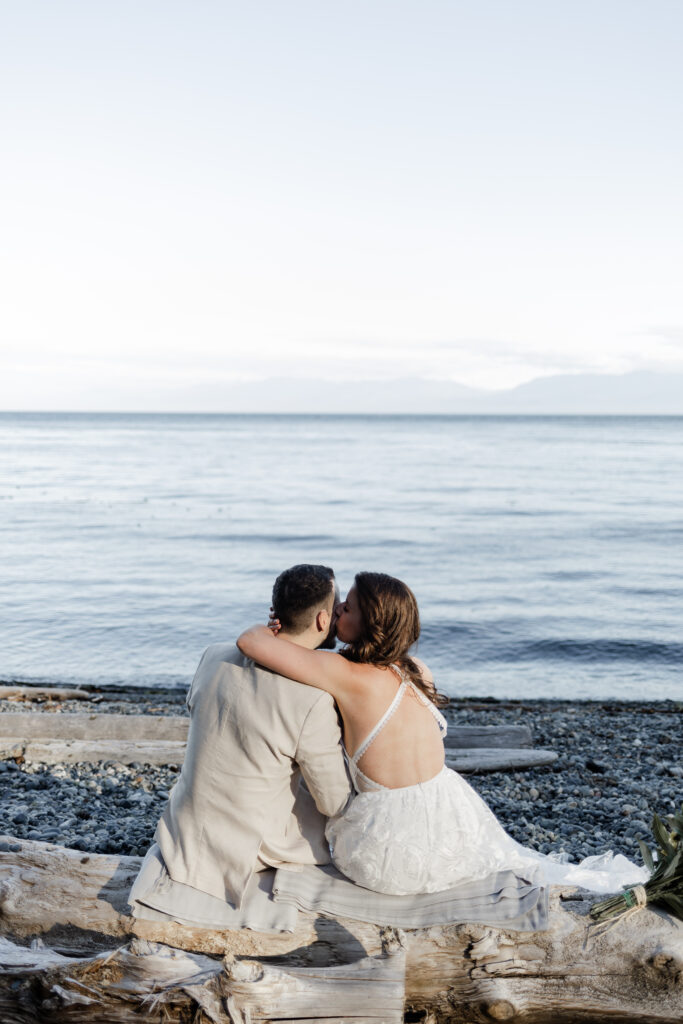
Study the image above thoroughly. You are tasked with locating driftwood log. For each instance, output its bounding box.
[0,713,532,747]
[1,837,681,1022]
[0,714,556,772]
[0,686,95,703]
[0,712,190,741]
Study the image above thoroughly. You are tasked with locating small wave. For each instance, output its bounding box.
[543,570,603,582]
[609,585,683,598]
[594,525,683,543]
[420,621,493,643]
[489,638,683,664]
[174,533,338,544]
[354,538,417,548]
[419,625,683,666]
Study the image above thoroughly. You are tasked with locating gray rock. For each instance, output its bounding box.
[629,821,650,835]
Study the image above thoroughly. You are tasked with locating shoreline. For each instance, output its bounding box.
[1,688,680,868]
[3,679,682,709]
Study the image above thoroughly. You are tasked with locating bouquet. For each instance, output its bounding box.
[590,804,683,925]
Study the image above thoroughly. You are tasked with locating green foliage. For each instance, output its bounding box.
[637,839,654,873]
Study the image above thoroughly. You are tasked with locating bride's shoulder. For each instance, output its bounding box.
[410,656,433,683]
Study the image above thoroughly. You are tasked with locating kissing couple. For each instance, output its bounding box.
[130,564,646,926]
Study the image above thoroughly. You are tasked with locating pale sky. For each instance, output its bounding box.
[2,1,683,409]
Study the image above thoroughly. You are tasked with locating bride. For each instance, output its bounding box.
[237,572,646,896]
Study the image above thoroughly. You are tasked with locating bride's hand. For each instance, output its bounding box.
[268,607,282,635]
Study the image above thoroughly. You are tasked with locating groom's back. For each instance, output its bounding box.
[155,643,350,907]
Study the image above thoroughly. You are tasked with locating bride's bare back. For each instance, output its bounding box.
[338,663,445,789]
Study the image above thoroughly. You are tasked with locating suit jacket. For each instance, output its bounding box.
[155,643,351,907]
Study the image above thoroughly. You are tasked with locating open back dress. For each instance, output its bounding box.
[325,667,647,896]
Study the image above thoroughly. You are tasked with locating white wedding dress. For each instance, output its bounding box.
[325,670,648,896]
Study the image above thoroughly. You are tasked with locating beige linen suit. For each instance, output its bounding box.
[155,643,351,907]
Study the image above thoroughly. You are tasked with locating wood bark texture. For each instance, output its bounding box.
[1,838,681,1023]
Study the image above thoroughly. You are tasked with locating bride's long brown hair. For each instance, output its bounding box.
[340,572,449,708]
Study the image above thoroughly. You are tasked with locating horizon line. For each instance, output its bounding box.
[2,410,683,418]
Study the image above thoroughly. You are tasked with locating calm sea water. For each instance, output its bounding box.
[1,413,682,701]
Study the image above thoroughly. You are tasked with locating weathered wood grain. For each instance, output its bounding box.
[0,737,188,765]
[0,937,405,1023]
[444,725,532,750]
[1,838,682,1022]
[2,737,556,771]
[0,714,532,749]
[446,747,558,773]
[405,893,683,1023]
[0,836,383,960]
[0,711,189,740]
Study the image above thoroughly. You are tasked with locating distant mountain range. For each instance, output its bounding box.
[169,371,683,414]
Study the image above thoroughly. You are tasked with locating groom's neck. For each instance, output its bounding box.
[277,627,319,650]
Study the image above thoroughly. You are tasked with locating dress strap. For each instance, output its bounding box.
[351,678,408,764]
[406,679,448,737]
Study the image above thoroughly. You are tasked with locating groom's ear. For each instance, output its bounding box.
[315,608,330,633]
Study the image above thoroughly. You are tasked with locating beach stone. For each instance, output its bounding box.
[0,841,22,853]
[37,830,60,841]
[629,820,650,834]
[130,792,153,806]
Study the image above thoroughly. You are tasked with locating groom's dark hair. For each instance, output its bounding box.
[271,564,335,634]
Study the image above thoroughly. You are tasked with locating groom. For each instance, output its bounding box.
[129,563,351,925]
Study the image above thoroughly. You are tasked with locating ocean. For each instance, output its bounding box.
[1,412,682,701]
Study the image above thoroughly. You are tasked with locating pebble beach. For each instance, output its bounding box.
[1,689,680,868]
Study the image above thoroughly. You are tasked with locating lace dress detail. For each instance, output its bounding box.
[326,669,647,896]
